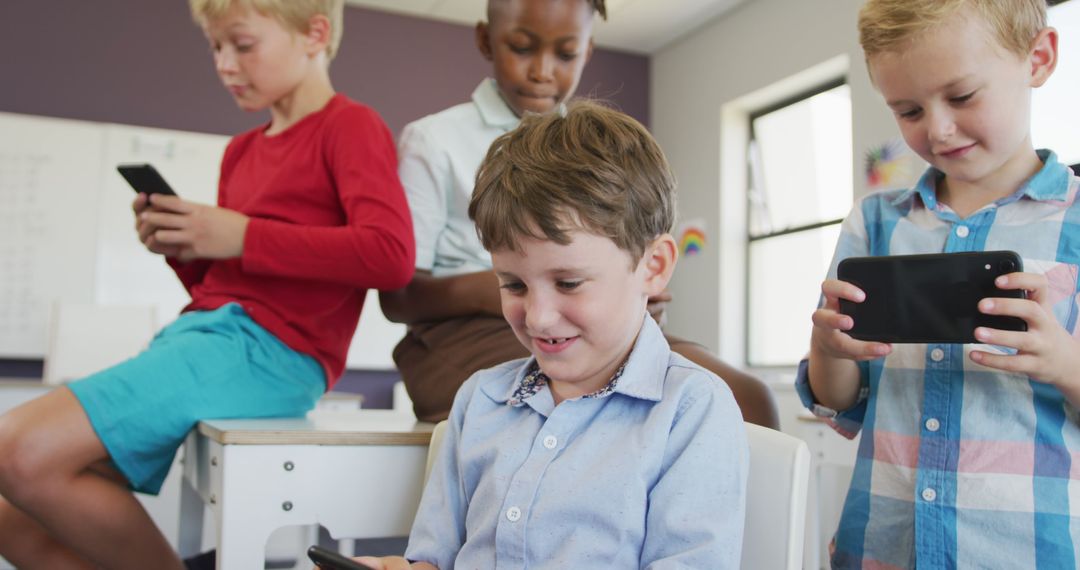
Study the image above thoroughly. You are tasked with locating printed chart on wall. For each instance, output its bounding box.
[0,112,402,369]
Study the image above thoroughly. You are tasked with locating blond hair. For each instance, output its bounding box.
[189,0,345,60]
[469,100,675,265]
[859,0,1047,58]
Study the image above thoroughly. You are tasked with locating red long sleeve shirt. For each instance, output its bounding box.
[168,95,414,387]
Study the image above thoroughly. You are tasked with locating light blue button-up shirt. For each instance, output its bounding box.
[405,317,748,569]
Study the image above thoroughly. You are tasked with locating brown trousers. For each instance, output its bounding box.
[393,316,529,422]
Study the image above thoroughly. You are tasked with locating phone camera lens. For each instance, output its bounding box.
[1000,260,1017,273]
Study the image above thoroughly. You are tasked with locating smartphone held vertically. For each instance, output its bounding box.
[117,163,178,197]
[837,251,1027,344]
[307,545,377,570]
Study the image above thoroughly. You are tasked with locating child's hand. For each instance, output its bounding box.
[647,289,673,328]
[352,556,431,570]
[970,272,1080,390]
[811,278,892,361]
[138,194,250,262]
[133,193,184,258]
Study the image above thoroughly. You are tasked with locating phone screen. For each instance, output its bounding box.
[837,251,1027,343]
[117,163,178,196]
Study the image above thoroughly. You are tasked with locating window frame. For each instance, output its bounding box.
[744,76,850,368]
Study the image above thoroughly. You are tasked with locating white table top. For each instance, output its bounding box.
[197,409,435,446]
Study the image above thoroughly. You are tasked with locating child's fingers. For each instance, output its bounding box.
[821,278,866,307]
[969,349,1038,374]
[995,271,1046,293]
[973,327,1033,351]
[836,336,892,361]
[811,307,853,332]
[141,211,189,231]
[152,229,192,246]
[979,297,1050,328]
[147,194,193,214]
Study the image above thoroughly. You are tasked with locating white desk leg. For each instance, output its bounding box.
[178,474,205,557]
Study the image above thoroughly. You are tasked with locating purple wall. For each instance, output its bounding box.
[0,1,649,138]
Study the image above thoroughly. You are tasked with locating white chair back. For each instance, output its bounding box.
[425,420,449,483]
[741,422,811,570]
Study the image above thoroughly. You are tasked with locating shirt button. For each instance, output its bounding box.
[955,226,970,238]
[922,488,937,502]
[925,418,940,432]
[543,435,558,449]
[930,348,945,362]
[506,506,521,522]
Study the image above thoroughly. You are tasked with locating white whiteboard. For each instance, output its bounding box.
[0,112,403,370]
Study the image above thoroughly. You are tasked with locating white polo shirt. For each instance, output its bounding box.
[397,79,520,277]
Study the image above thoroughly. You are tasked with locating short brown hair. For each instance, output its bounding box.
[859,0,1047,59]
[189,0,345,60]
[469,100,675,264]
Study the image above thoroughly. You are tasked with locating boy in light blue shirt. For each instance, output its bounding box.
[360,101,748,569]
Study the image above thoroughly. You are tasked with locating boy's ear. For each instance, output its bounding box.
[1028,26,1058,88]
[475,21,494,61]
[305,14,332,57]
[640,234,678,297]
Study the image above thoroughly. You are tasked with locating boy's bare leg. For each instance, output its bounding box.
[0,388,184,570]
[666,336,781,429]
[0,495,94,570]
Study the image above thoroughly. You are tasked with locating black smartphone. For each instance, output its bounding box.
[837,251,1027,343]
[117,163,178,196]
[307,545,377,570]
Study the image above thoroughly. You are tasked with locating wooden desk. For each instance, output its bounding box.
[179,410,435,570]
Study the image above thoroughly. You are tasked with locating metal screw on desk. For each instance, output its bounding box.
[284,461,294,472]
[282,501,293,512]
[211,456,218,466]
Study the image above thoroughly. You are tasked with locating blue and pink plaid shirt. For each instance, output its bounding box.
[797,151,1080,569]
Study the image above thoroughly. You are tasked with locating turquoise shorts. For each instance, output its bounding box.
[68,303,325,494]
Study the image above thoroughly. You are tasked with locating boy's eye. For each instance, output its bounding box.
[897,107,922,120]
[556,280,583,291]
[950,91,975,104]
[558,52,578,62]
[235,42,256,53]
[509,43,531,54]
[500,281,526,294]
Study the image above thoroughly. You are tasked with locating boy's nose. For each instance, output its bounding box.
[215,49,238,75]
[524,294,559,332]
[927,110,956,143]
[528,54,555,82]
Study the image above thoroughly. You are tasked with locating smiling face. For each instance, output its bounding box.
[493,229,666,403]
[868,8,1055,201]
[201,5,319,113]
[477,0,596,116]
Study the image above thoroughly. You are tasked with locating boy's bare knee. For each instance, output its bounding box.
[0,415,56,502]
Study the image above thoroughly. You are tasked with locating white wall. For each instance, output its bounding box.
[652,0,902,368]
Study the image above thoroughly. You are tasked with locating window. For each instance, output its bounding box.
[746,80,852,367]
[1033,0,1080,165]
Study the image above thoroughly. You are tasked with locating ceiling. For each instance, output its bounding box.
[344,0,749,54]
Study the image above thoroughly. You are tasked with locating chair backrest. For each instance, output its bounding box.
[425,420,449,483]
[43,302,156,385]
[741,422,811,570]
[422,420,810,570]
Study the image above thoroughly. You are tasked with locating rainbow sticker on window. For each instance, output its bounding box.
[676,220,707,257]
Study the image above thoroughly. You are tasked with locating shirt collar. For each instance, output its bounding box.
[897,149,1071,207]
[482,316,670,406]
[472,78,520,131]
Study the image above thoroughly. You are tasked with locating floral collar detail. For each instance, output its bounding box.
[507,361,627,407]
